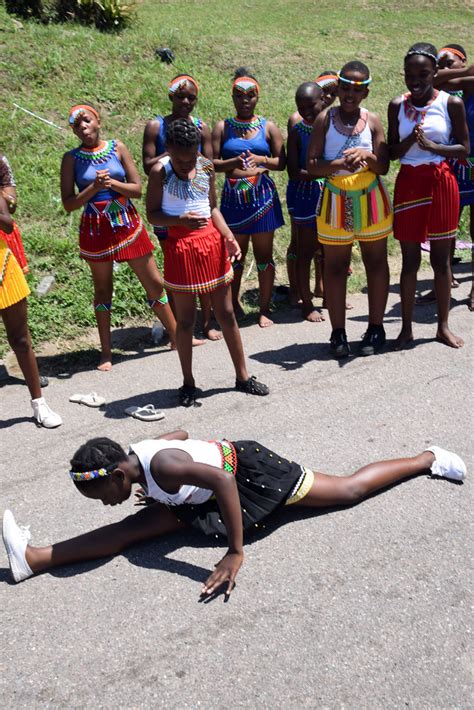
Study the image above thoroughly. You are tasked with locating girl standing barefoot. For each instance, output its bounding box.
[61,103,177,371]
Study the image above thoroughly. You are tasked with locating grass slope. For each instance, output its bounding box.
[0,0,472,354]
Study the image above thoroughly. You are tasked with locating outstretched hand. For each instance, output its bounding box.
[201,550,244,599]
[225,235,242,262]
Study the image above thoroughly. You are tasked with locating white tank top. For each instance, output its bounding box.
[398,90,451,166]
[160,155,212,218]
[324,108,373,175]
[130,438,231,506]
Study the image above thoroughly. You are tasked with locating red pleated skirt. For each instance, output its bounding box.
[163,220,233,294]
[79,199,155,262]
[393,161,459,243]
[1,223,28,273]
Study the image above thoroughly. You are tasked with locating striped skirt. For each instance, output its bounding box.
[220,173,284,234]
[80,197,154,262]
[288,178,324,227]
[163,219,233,294]
[451,156,474,208]
[1,223,28,273]
[394,161,460,243]
[0,238,30,310]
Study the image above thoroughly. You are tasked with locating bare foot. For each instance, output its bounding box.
[415,291,436,305]
[204,327,223,341]
[468,288,474,312]
[97,353,112,371]
[192,337,207,347]
[345,301,354,310]
[393,330,414,351]
[436,326,464,348]
[259,312,274,328]
[302,305,325,322]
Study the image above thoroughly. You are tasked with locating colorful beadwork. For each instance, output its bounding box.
[148,293,169,307]
[226,116,263,132]
[94,302,112,312]
[74,140,116,165]
[403,91,439,124]
[438,47,466,61]
[406,49,437,64]
[316,74,338,89]
[69,104,99,126]
[168,75,199,96]
[296,120,313,136]
[337,74,372,86]
[69,468,110,481]
[232,77,260,95]
[214,440,237,475]
[164,156,213,201]
[332,108,368,138]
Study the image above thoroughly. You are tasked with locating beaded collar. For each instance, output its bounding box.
[296,120,314,135]
[74,139,116,164]
[403,90,439,124]
[332,108,368,136]
[226,116,263,132]
[164,155,213,199]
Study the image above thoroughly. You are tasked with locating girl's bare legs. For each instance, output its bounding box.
[25,504,185,574]
[469,205,474,311]
[360,238,389,326]
[295,451,436,508]
[172,292,198,387]
[296,225,324,322]
[394,241,421,350]
[199,293,222,340]
[231,233,250,318]
[430,239,464,348]
[210,284,248,382]
[2,298,41,399]
[87,260,114,371]
[313,237,324,299]
[323,243,352,331]
[252,231,275,327]
[127,254,177,348]
[287,219,300,306]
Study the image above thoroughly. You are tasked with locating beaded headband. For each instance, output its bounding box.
[168,75,199,96]
[316,74,338,88]
[337,74,372,86]
[405,49,438,64]
[69,467,110,482]
[438,47,466,61]
[68,104,99,126]
[232,77,260,95]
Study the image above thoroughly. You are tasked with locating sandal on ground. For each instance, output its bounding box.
[178,385,202,408]
[69,391,106,408]
[235,376,269,396]
[124,404,165,421]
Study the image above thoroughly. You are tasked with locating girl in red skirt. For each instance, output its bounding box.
[146,119,269,406]
[61,103,177,371]
[388,43,469,350]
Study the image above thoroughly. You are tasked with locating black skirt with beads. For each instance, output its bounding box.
[172,440,304,537]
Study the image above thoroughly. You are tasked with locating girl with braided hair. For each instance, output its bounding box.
[61,103,177,371]
[388,43,469,349]
[146,118,269,407]
[212,68,286,328]
[3,430,466,596]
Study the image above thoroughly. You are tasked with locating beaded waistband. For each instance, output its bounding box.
[214,440,237,475]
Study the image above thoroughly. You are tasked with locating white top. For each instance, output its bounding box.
[398,90,451,166]
[130,438,228,506]
[324,108,373,175]
[159,155,212,218]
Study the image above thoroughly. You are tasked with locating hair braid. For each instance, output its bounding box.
[166,118,200,148]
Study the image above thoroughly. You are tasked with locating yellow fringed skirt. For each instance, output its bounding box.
[0,237,30,310]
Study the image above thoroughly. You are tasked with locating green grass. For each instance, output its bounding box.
[1,0,472,355]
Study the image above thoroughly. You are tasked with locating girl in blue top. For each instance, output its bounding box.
[212,68,286,328]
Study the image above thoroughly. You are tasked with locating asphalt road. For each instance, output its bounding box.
[1,268,472,709]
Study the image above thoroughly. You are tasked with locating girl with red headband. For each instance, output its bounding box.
[143,74,216,341]
[61,103,177,371]
[388,43,469,349]
[212,68,286,328]
[0,159,62,428]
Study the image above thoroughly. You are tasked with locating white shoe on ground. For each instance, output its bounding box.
[2,510,33,583]
[31,397,62,428]
[425,446,466,481]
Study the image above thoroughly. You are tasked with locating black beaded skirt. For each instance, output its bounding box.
[172,440,304,538]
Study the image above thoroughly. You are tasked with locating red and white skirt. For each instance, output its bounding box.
[163,219,233,294]
[79,197,155,262]
[393,161,460,243]
[1,222,28,273]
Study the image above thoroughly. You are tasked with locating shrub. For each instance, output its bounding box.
[5,0,139,31]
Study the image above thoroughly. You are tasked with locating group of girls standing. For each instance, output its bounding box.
[1,41,472,424]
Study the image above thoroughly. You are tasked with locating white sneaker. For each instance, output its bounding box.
[2,510,33,583]
[425,446,467,481]
[31,397,62,428]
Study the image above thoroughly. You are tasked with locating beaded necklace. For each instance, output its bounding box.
[75,139,116,164]
[403,90,439,124]
[332,108,368,137]
[297,120,314,135]
[164,155,213,200]
[227,116,263,132]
